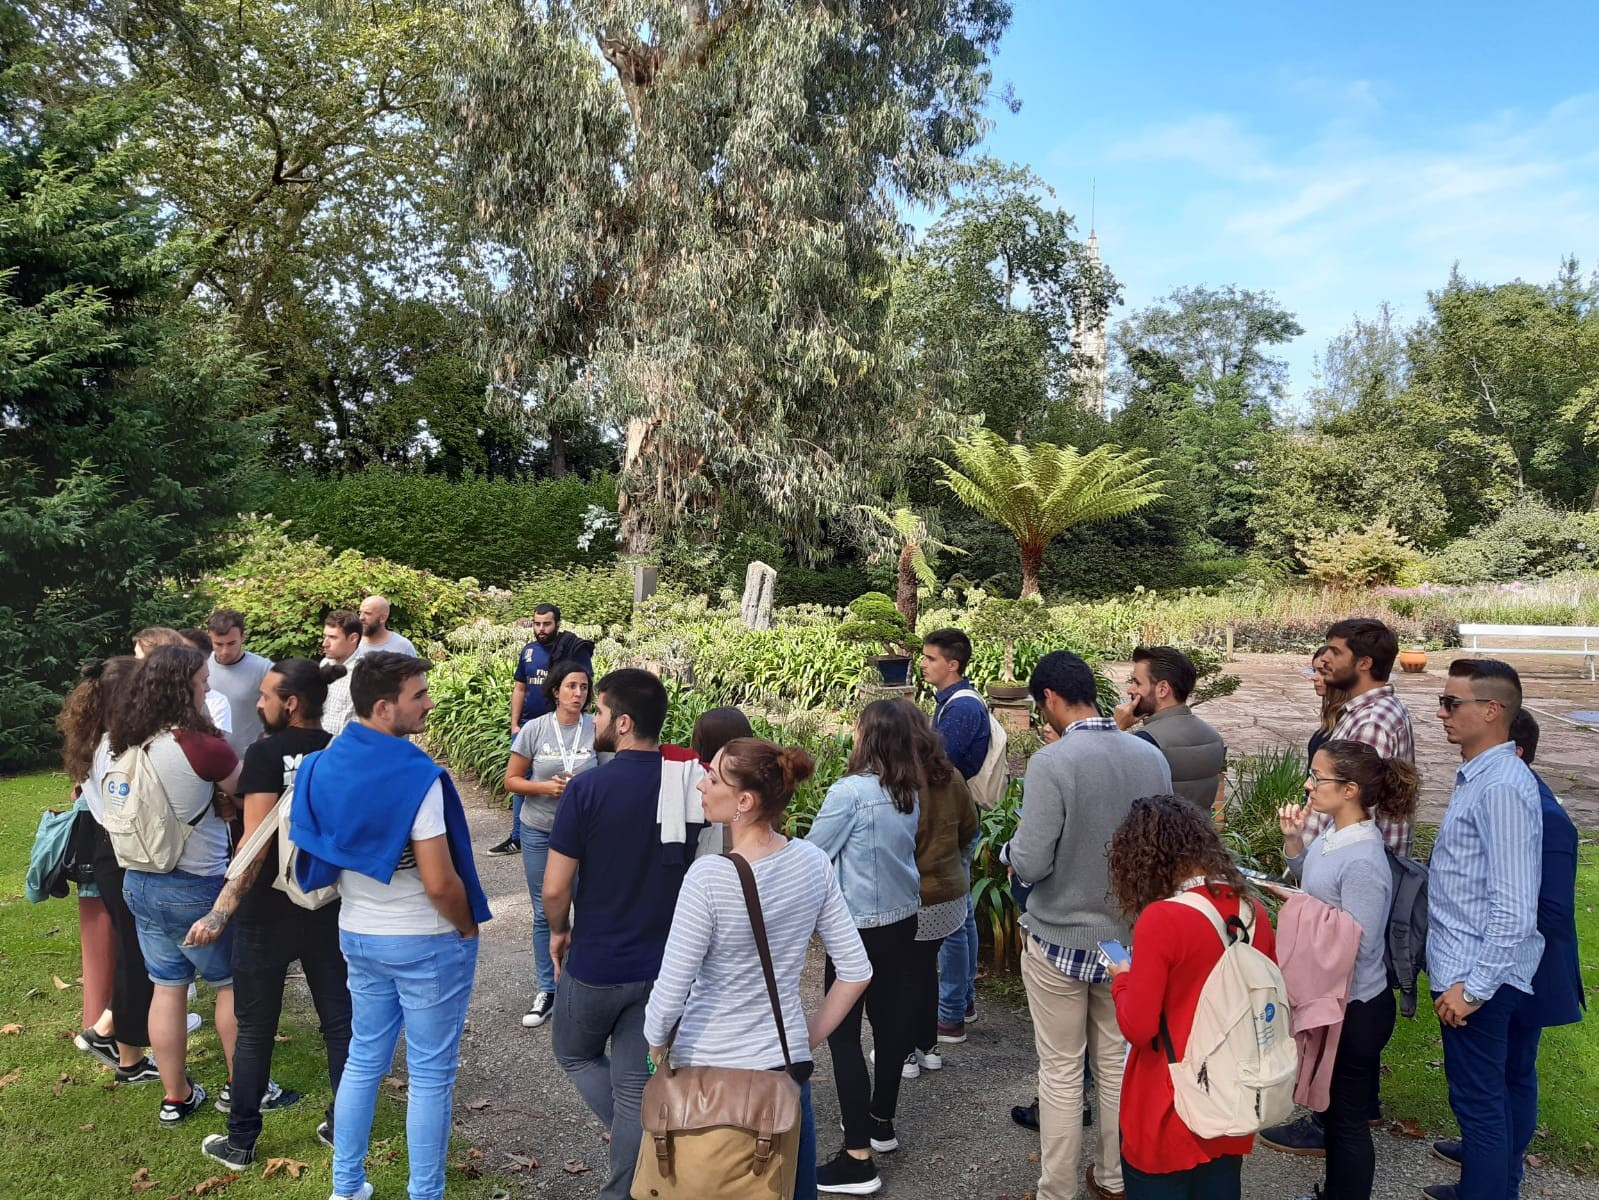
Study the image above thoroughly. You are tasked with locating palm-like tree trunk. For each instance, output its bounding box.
[1019,539,1045,599]
[896,544,919,629]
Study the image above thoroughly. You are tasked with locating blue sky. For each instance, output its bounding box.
[973,1,1599,408]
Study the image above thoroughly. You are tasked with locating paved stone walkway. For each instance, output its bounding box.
[1105,652,1599,827]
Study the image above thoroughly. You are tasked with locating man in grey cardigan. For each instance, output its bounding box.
[1007,651,1173,1200]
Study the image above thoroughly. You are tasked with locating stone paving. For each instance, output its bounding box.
[1109,651,1599,827]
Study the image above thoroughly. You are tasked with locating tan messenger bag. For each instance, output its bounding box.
[632,852,802,1199]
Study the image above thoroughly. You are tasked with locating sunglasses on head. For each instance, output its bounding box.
[1437,695,1495,713]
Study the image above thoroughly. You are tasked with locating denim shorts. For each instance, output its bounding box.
[123,869,235,986]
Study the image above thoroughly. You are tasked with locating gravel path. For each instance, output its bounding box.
[445,776,1592,1200]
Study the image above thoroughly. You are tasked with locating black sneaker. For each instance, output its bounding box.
[115,1057,162,1085]
[816,1147,882,1195]
[1011,1097,1040,1131]
[522,990,555,1028]
[159,1079,207,1126]
[216,1078,298,1114]
[74,1028,121,1069]
[1421,1187,1460,1200]
[200,1134,255,1168]
[869,1117,898,1153]
[317,1121,335,1149]
[1259,1114,1327,1157]
[486,836,520,857]
[1431,1141,1462,1169]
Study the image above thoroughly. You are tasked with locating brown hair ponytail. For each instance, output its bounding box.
[720,738,817,828]
[1320,739,1420,824]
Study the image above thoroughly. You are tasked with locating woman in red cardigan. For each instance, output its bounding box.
[1105,795,1278,1200]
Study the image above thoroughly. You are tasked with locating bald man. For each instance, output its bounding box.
[358,596,417,657]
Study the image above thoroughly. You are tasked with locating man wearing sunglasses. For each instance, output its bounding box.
[1422,659,1544,1200]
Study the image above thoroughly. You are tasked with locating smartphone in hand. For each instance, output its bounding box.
[1097,939,1130,968]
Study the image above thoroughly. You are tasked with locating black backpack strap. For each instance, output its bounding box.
[727,851,792,1070]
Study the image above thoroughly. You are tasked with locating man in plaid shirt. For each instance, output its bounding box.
[1302,618,1416,854]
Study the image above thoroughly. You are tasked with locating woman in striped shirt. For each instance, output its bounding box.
[644,739,872,1200]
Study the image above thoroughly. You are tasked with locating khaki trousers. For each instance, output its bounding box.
[1022,936,1127,1200]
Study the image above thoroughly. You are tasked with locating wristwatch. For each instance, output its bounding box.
[1462,990,1486,1008]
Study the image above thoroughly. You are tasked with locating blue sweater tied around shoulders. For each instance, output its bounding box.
[289,720,491,926]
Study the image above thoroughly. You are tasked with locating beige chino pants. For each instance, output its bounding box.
[1021,936,1127,1200]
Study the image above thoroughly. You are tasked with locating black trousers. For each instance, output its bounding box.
[226,901,351,1150]
[911,935,945,1055]
[1122,1153,1242,1200]
[90,827,151,1048]
[825,915,917,1150]
[1322,989,1397,1200]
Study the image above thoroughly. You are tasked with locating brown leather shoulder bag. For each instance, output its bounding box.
[631,852,803,1199]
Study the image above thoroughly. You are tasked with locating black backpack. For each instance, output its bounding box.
[1384,848,1429,1018]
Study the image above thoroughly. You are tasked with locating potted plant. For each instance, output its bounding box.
[967,594,1057,704]
[1398,645,1428,673]
[838,591,918,687]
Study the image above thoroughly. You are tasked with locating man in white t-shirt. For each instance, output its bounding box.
[357,595,417,657]
[290,651,488,1200]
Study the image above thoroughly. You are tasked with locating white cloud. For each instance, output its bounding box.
[1040,89,1599,408]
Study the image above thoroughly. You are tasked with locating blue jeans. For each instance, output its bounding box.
[1437,986,1541,1200]
[520,826,555,994]
[552,973,652,1200]
[795,1078,816,1200]
[938,835,979,1022]
[123,869,235,986]
[509,793,523,843]
[334,930,478,1200]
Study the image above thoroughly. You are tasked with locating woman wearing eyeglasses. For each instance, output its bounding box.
[1277,740,1419,1200]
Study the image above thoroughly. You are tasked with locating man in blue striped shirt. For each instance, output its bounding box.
[1425,658,1544,1200]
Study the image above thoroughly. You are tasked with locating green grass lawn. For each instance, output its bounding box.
[0,771,498,1200]
[1380,837,1598,1173]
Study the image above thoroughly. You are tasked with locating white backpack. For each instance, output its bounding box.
[102,739,206,872]
[1159,891,1296,1138]
[944,689,1009,810]
[226,782,339,910]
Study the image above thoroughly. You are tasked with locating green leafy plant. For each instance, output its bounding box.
[1219,746,1307,875]
[964,594,1057,682]
[837,592,916,655]
[206,519,489,660]
[1296,520,1418,587]
[937,429,1166,598]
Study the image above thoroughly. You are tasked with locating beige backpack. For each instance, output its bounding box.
[1159,892,1297,1138]
[102,739,206,872]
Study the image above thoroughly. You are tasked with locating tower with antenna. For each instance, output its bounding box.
[1069,182,1109,414]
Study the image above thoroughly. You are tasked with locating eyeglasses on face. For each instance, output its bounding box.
[1437,695,1495,713]
[1306,769,1348,786]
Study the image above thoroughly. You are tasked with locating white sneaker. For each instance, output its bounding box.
[187,1013,202,1037]
[328,1184,373,1200]
[899,1051,920,1080]
[915,1047,942,1071]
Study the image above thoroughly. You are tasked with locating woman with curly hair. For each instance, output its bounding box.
[58,657,156,1077]
[1277,741,1418,1200]
[109,644,243,1126]
[1105,795,1278,1200]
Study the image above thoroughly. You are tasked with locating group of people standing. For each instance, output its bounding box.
[55,600,481,1200]
[46,597,1585,1200]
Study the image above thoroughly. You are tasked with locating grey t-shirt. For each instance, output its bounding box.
[208,650,273,756]
[362,631,417,657]
[509,713,599,832]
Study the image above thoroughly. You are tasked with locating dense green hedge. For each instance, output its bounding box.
[264,468,618,588]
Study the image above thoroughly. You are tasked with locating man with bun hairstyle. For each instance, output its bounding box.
[187,658,352,1169]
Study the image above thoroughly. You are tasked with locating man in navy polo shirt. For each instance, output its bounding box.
[543,668,705,1200]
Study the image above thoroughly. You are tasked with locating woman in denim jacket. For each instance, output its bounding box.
[806,698,923,1195]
